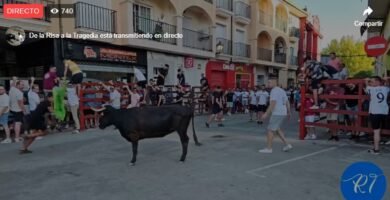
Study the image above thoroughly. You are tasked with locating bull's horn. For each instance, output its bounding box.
[91,107,106,112]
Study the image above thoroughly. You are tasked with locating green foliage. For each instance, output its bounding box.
[322,36,374,76]
[353,70,374,78]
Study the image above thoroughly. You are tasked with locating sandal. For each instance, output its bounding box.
[19,149,33,154]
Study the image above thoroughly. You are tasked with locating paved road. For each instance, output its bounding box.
[0,112,389,200]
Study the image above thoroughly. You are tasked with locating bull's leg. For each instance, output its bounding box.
[130,141,138,165]
[178,133,189,162]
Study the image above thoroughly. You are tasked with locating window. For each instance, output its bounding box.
[257,75,265,85]
[183,16,192,29]
[235,29,245,43]
[216,24,227,39]
[133,4,152,33]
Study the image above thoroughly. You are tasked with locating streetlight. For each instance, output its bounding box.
[216,41,224,54]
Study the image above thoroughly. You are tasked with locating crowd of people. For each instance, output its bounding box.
[0,53,389,155]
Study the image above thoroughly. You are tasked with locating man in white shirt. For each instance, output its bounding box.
[259,77,292,153]
[67,84,80,133]
[102,81,121,109]
[365,76,389,155]
[0,85,11,144]
[249,88,258,121]
[134,68,147,104]
[9,77,26,143]
[233,89,242,113]
[256,85,269,124]
[28,77,40,112]
[242,89,249,111]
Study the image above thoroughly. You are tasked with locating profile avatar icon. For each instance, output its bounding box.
[6,26,26,46]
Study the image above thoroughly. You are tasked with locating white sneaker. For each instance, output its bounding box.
[1,138,12,144]
[283,144,293,152]
[385,140,390,145]
[311,134,317,140]
[72,130,80,134]
[258,148,273,153]
[304,135,311,140]
[310,105,319,109]
[14,138,23,143]
[36,136,43,140]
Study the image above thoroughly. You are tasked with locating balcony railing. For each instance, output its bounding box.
[216,38,232,55]
[289,27,300,38]
[259,10,272,26]
[275,53,287,64]
[290,56,298,65]
[275,17,288,33]
[204,0,213,4]
[257,48,272,61]
[216,0,233,12]
[75,2,116,33]
[233,42,250,57]
[234,1,250,19]
[0,0,53,22]
[133,14,177,45]
[183,28,212,51]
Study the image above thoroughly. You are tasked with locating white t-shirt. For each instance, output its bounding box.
[242,91,249,99]
[134,68,146,82]
[367,86,389,115]
[110,90,121,109]
[128,93,141,108]
[249,91,257,105]
[66,88,79,106]
[28,91,40,111]
[0,94,10,114]
[9,87,23,112]
[234,91,242,101]
[270,87,288,116]
[256,90,269,106]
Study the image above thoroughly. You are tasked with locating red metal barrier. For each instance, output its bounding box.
[299,79,390,140]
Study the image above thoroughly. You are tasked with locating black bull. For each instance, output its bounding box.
[93,105,201,165]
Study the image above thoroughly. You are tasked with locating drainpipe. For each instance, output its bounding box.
[58,0,65,77]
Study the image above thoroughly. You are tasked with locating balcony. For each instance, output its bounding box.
[204,0,213,3]
[275,53,287,64]
[216,0,233,18]
[75,2,116,33]
[275,17,287,33]
[289,27,300,38]
[133,14,177,45]
[183,28,212,51]
[234,1,250,25]
[0,0,53,22]
[257,48,272,62]
[216,38,232,55]
[259,10,272,27]
[233,42,250,58]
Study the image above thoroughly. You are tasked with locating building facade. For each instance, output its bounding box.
[0,0,322,88]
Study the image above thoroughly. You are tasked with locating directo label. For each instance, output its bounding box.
[3,4,44,19]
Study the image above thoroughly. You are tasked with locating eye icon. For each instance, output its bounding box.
[50,8,59,14]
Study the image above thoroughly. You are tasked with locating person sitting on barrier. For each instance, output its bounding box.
[365,76,390,155]
[325,84,344,141]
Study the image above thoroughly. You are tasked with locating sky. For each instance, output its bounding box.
[292,0,369,50]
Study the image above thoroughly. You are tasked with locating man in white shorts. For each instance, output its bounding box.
[259,77,293,153]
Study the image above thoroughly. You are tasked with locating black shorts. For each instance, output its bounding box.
[311,79,320,90]
[370,114,387,130]
[70,73,83,84]
[249,104,257,111]
[84,109,95,116]
[212,104,222,114]
[156,77,165,86]
[137,80,147,89]
[10,111,24,122]
[29,116,47,131]
[257,105,267,112]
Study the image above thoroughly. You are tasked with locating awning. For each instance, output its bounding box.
[78,64,146,74]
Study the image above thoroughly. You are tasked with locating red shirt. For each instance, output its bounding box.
[304,98,315,116]
[43,72,57,90]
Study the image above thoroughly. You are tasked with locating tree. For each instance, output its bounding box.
[353,70,373,78]
[322,36,374,76]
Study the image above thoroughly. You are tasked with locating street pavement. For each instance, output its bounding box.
[0,111,389,200]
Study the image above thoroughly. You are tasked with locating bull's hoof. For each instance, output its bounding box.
[195,142,202,146]
[129,162,136,166]
[179,160,185,163]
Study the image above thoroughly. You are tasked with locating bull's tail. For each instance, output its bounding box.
[192,113,201,146]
